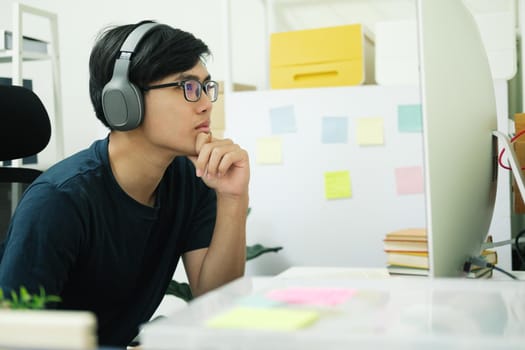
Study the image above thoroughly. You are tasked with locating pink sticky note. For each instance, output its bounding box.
[266,287,357,306]
[395,166,424,195]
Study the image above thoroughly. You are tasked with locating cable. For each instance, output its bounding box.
[492,265,518,280]
[498,129,525,170]
[466,256,519,280]
[514,228,525,268]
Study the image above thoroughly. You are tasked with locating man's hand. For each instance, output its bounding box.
[188,132,250,197]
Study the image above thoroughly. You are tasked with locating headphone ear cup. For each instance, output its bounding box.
[102,77,144,131]
[100,22,160,131]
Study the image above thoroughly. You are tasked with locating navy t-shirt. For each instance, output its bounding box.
[0,137,216,347]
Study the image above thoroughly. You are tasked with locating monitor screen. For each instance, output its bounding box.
[417,0,498,277]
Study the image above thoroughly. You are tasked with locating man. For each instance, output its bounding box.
[0,20,249,347]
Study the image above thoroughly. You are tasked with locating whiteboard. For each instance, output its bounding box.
[224,84,511,275]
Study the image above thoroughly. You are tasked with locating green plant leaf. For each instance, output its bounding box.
[20,287,31,303]
[246,244,283,261]
[0,286,61,310]
[165,280,193,302]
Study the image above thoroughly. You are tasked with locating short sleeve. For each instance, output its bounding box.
[0,183,84,296]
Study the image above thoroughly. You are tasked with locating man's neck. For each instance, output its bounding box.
[107,132,173,207]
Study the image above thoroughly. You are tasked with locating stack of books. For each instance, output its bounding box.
[384,229,498,278]
[384,228,429,276]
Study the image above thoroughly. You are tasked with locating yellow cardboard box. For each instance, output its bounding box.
[270,24,374,89]
[211,82,256,138]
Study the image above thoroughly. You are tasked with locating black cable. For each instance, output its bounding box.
[492,265,518,280]
[514,228,525,268]
[467,256,519,280]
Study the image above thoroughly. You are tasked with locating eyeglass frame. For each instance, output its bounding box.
[142,79,219,103]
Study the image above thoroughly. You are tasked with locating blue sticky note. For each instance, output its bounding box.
[237,295,283,308]
[398,104,422,132]
[322,116,348,143]
[270,105,297,134]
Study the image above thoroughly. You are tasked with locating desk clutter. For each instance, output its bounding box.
[384,228,497,278]
[140,275,525,350]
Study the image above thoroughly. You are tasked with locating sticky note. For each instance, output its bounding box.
[395,166,424,195]
[398,104,423,132]
[322,116,348,143]
[324,171,351,199]
[270,105,297,134]
[206,307,319,331]
[266,287,357,306]
[256,137,282,164]
[237,295,283,308]
[356,117,384,145]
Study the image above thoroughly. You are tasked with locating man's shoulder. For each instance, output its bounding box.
[38,139,108,189]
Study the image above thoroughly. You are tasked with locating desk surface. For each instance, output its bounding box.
[141,267,525,350]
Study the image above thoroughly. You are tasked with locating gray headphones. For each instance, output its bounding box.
[101,22,161,131]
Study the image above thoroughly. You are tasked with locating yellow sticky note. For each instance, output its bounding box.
[356,117,384,145]
[206,307,319,331]
[256,137,282,164]
[324,171,351,199]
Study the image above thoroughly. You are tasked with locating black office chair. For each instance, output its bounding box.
[0,85,51,241]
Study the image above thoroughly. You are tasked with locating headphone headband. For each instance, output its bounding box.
[120,22,160,53]
[101,22,162,131]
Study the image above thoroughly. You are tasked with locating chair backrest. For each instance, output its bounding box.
[0,85,51,162]
[0,85,51,241]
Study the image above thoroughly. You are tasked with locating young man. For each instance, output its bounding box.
[0,20,249,347]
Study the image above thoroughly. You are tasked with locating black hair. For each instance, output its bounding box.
[88,20,211,128]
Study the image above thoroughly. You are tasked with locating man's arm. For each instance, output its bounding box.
[185,133,250,297]
[183,193,247,297]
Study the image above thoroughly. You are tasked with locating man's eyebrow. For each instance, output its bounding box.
[178,73,212,82]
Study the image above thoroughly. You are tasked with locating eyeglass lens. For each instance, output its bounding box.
[183,80,218,102]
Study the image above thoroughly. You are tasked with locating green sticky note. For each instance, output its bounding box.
[356,117,384,145]
[206,307,319,331]
[324,171,351,199]
[398,104,422,132]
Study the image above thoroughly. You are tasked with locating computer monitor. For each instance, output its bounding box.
[417,0,500,277]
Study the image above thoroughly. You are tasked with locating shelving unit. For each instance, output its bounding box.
[1,3,64,165]
[0,3,63,216]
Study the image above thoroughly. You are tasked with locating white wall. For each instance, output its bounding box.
[0,0,267,156]
[0,0,513,157]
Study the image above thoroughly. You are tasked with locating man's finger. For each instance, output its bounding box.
[195,132,212,155]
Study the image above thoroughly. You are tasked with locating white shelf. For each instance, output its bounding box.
[0,50,50,63]
[1,3,63,214]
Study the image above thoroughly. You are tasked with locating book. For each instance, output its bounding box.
[384,228,428,252]
[387,265,429,277]
[0,30,48,53]
[480,249,497,265]
[386,251,429,269]
[466,266,493,279]
[383,240,428,252]
[384,228,427,242]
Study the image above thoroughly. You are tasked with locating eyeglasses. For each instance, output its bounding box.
[142,79,219,103]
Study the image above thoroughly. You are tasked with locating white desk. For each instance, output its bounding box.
[140,267,525,350]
